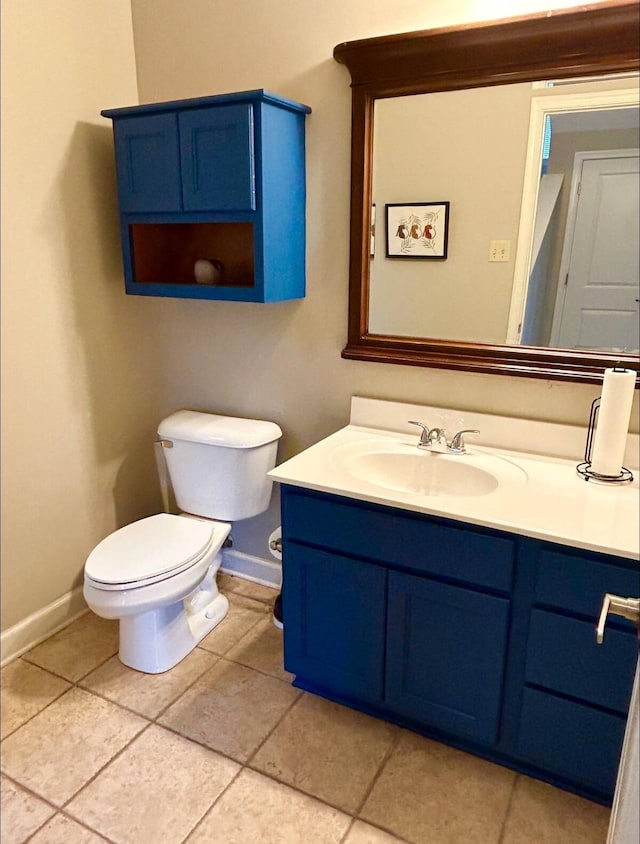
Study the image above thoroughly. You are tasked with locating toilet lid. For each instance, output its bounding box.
[85,514,214,586]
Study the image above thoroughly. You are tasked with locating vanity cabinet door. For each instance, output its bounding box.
[385,571,510,744]
[113,113,182,212]
[283,543,387,705]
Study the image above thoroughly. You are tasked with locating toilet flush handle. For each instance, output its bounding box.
[157,439,173,448]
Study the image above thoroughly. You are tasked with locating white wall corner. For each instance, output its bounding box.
[1,586,88,667]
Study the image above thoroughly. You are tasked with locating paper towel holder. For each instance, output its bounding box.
[576,397,634,484]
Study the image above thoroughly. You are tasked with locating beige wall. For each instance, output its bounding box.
[0,0,165,631]
[2,0,637,638]
[129,0,638,561]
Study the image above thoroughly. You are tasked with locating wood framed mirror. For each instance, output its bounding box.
[334,1,640,383]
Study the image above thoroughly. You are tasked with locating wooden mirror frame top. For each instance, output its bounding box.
[334,1,640,384]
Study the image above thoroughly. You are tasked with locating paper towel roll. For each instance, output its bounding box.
[590,368,636,476]
[268,526,282,560]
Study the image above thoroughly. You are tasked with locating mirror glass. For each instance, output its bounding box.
[369,76,639,354]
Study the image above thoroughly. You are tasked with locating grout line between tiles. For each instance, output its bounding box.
[497,773,520,844]
[1,771,117,843]
[338,817,357,843]
[344,729,420,842]
[0,772,60,812]
[150,656,223,722]
[21,646,120,686]
[0,675,73,742]
[176,765,245,844]
[196,613,265,659]
[211,650,295,686]
[24,809,117,844]
[353,727,403,819]
[244,687,305,767]
[60,721,153,814]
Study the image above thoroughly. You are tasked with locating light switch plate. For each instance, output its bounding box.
[489,240,511,262]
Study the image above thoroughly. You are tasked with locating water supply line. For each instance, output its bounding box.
[154,440,172,514]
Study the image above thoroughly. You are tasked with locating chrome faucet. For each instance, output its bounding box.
[408,421,480,454]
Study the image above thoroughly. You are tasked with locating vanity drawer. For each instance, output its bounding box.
[517,686,626,798]
[534,549,639,622]
[282,488,514,592]
[525,609,637,714]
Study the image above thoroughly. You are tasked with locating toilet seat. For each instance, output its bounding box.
[85,513,220,591]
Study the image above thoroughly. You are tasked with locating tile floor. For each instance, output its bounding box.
[1,574,611,844]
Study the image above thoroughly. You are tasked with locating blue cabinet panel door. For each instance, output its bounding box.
[283,543,387,704]
[113,113,182,212]
[179,105,256,211]
[385,571,510,744]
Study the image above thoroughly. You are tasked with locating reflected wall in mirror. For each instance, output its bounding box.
[334,1,640,383]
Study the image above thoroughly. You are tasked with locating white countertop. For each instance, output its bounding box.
[269,399,639,561]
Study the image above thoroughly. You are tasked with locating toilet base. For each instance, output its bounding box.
[118,587,229,674]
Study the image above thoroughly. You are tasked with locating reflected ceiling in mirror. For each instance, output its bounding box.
[369,80,639,355]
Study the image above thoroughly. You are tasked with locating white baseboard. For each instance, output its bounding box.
[1,586,88,668]
[1,554,279,668]
[221,549,281,590]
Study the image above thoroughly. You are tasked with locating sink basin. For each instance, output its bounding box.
[336,440,528,498]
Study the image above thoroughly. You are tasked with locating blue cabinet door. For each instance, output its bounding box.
[113,113,182,212]
[179,105,256,211]
[386,571,510,744]
[283,543,387,705]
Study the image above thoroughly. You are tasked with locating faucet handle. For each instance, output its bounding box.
[408,420,431,447]
[449,429,480,453]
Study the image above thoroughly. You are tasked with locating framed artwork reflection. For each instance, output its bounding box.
[385,202,450,259]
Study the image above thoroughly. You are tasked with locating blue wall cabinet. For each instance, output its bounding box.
[102,90,311,301]
[280,486,639,804]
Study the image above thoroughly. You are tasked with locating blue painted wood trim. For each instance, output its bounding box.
[121,282,265,302]
[259,101,307,301]
[102,89,311,119]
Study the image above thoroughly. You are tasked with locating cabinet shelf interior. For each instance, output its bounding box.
[130,221,255,287]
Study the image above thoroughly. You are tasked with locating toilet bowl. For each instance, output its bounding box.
[84,513,231,673]
[83,410,282,674]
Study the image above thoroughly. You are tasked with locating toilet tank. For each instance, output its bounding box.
[157,410,282,521]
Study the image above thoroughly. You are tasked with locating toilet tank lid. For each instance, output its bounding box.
[158,410,282,449]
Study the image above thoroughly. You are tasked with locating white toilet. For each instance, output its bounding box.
[83,410,282,674]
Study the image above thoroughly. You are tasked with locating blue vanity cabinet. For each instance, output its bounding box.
[102,90,310,301]
[280,484,639,804]
[281,486,514,736]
